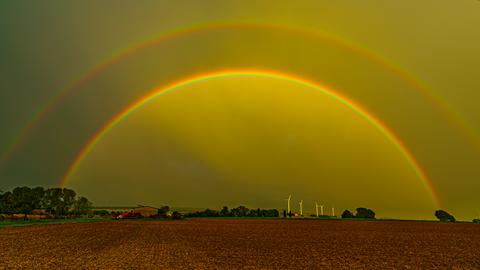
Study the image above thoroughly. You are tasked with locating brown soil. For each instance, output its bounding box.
[0,219,479,269]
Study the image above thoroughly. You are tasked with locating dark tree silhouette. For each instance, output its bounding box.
[72,196,92,215]
[435,210,455,222]
[158,206,170,215]
[220,206,230,216]
[0,191,15,214]
[341,210,355,218]
[355,208,376,219]
[171,211,183,220]
[0,186,91,216]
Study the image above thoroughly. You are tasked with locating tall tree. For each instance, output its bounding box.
[31,187,45,210]
[435,210,455,222]
[61,188,77,215]
[12,186,34,214]
[72,196,92,215]
[0,191,15,214]
[43,188,63,215]
[220,206,230,217]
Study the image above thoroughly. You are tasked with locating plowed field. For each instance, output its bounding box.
[1,219,479,269]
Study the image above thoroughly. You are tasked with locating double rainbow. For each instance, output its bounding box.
[2,22,469,208]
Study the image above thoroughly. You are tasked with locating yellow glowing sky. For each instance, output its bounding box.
[71,77,434,219]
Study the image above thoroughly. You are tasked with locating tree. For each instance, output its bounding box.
[42,188,76,216]
[43,188,63,215]
[435,210,455,222]
[220,206,230,217]
[171,211,183,220]
[158,206,170,215]
[0,191,15,214]
[266,209,279,217]
[341,210,354,218]
[12,186,34,215]
[62,188,77,213]
[355,208,376,219]
[247,209,258,217]
[204,208,219,217]
[231,206,249,217]
[72,196,92,216]
[31,187,45,210]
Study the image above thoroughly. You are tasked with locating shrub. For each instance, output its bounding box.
[341,210,354,218]
[473,219,480,224]
[158,206,170,215]
[355,208,376,219]
[93,210,109,216]
[171,211,183,220]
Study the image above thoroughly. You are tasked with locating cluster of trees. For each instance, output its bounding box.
[155,205,183,220]
[341,207,376,219]
[94,206,171,217]
[434,210,479,223]
[0,187,91,216]
[185,206,279,218]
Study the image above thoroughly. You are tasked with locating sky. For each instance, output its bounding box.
[0,1,479,220]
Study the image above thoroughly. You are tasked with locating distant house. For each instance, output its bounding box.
[133,206,158,217]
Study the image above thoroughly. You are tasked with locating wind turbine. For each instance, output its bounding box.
[332,207,335,217]
[285,195,292,217]
[299,200,303,216]
[315,202,319,217]
[320,205,324,216]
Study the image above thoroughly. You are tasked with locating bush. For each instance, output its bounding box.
[473,219,480,224]
[435,210,455,222]
[171,211,183,220]
[93,210,109,216]
[158,206,170,215]
[341,210,354,218]
[355,208,376,219]
[340,208,376,219]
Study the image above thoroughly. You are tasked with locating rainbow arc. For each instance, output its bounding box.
[59,70,442,208]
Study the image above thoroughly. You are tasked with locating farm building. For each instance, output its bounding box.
[133,206,158,217]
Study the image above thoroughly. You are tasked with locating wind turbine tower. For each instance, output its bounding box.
[285,195,292,216]
[299,200,303,216]
[320,205,324,216]
[315,202,319,217]
[332,207,335,217]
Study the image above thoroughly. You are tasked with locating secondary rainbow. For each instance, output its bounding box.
[59,69,442,208]
[2,22,477,166]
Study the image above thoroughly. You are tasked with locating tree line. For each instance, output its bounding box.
[0,186,92,216]
[185,206,279,218]
[341,207,376,219]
